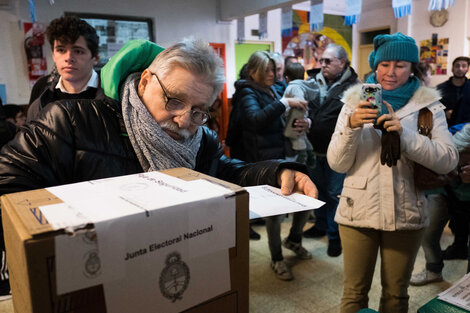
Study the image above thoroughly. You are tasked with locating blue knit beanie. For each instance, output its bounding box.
[368,32,419,70]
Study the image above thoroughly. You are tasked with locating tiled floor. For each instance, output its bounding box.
[0,217,466,313]
[249,217,467,313]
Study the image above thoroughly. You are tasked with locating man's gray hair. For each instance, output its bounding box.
[148,38,225,103]
[270,52,284,66]
[325,43,350,67]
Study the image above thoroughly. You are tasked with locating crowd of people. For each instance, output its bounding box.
[0,15,469,313]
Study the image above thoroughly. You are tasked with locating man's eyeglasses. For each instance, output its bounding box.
[152,73,210,125]
[319,58,335,65]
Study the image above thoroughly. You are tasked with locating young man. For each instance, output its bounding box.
[27,16,100,122]
[437,56,470,126]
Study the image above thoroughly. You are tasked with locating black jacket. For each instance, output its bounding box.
[27,73,103,123]
[227,80,286,163]
[307,67,358,154]
[437,77,470,126]
[0,96,302,197]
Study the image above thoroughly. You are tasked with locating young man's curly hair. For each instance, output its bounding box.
[46,16,99,57]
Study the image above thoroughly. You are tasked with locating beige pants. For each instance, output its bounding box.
[339,225,424,313]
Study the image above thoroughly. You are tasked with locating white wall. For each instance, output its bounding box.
[409,0,468,86]
[0,0,235,103]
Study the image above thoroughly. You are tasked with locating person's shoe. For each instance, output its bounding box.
[410,269,443,286]
[270,260,293,281]
[302,226,326,238]
[0,279,11,301]
[249,226,261,240]
[282,238,312,260]
[327,239,342,257]
[443,244,468,260]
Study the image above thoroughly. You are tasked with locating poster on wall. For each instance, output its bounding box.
[24,23,48,88]
[66,13,154,69]
[282,10,352,74]
[420,38,448,75]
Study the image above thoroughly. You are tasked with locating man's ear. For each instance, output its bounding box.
[138,69,152,97]
[93,53,100,66]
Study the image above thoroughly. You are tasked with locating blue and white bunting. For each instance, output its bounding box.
[28,0,36,23]
[259,12,268,39]
[310,0,324,32]
[344,0,362,25]
[428,0,455,11]
[281,6,293,37]
[237,18,245,44]
[392,0,412,18]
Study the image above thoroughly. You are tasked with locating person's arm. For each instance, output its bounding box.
[401,107,459,174]
[0,102,76,196]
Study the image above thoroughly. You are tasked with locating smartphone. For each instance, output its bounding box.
[360,83,387,118]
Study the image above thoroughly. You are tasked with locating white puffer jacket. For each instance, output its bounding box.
[327,85,459,231]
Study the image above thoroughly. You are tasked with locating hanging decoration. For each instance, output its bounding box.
[344,0,362,26]
[428,0,454,11]
[310,0,324,31]
[237,18,245,43]
[259,12,268,39]
[281,6,293,38]
[392,0,412,18]
[28,0,36,23]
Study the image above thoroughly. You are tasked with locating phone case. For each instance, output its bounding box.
[361,83,387,116]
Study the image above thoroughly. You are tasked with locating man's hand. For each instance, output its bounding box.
[293,118,310,134]
[277,169,318,198]
[461,165,470,183]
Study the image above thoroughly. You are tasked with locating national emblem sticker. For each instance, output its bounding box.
[83,249,101,278]
[159,251,190,302]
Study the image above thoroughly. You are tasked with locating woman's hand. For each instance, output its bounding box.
[349,101,378,128]
[292,118,310,135]
[285,98,308,110]
[377,101,402,134]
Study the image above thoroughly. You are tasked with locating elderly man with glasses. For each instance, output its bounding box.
[301,43,359,257]
[0,39,317,221]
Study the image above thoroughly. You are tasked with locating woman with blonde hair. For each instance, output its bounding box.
[227,50,314,280]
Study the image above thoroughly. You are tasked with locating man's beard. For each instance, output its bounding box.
[160,120,192,141]
[454,73,467,79]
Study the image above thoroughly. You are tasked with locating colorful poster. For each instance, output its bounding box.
[24,23,47,88]
[282,11,352,72]
[420,38,448,75]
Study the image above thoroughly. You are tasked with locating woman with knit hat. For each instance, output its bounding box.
[327,32,459,312]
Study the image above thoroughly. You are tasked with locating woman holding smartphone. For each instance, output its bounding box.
[327,33,458,313]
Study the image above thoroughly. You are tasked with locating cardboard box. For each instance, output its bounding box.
[1,168,249,313]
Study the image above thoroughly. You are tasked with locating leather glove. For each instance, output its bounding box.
[374,122,401,167]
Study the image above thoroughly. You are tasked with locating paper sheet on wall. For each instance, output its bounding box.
[246,185,325,219]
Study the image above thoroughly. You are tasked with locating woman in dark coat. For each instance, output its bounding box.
[227,51,311,281]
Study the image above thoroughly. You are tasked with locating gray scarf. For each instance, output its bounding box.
[121,73,202,172]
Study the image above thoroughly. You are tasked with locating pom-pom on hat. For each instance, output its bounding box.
[368,32,419,70]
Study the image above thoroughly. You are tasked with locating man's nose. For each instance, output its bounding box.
[174,111,192,129]
[64,50,74,62]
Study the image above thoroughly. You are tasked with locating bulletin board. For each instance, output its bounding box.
[65,12,154,68]
[420,38,449,75]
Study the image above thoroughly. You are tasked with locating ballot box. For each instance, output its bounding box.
[1,168,248,313]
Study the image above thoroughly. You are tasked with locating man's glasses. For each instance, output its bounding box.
[152,73,210,125]
[319,58,335,65]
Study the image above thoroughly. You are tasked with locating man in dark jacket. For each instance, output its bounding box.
[0,39,318,292]
[27,16,101,122]
[302,44,358,257]
[437,56,470,127]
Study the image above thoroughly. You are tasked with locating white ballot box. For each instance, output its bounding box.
[1,168,249,313]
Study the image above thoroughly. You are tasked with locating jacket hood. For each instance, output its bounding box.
[342,84,441,110]
[100,39,165,100]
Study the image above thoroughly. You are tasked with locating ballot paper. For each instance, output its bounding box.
[40,171,236,313]
[438,272,470,311]
[245,185,325,219]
